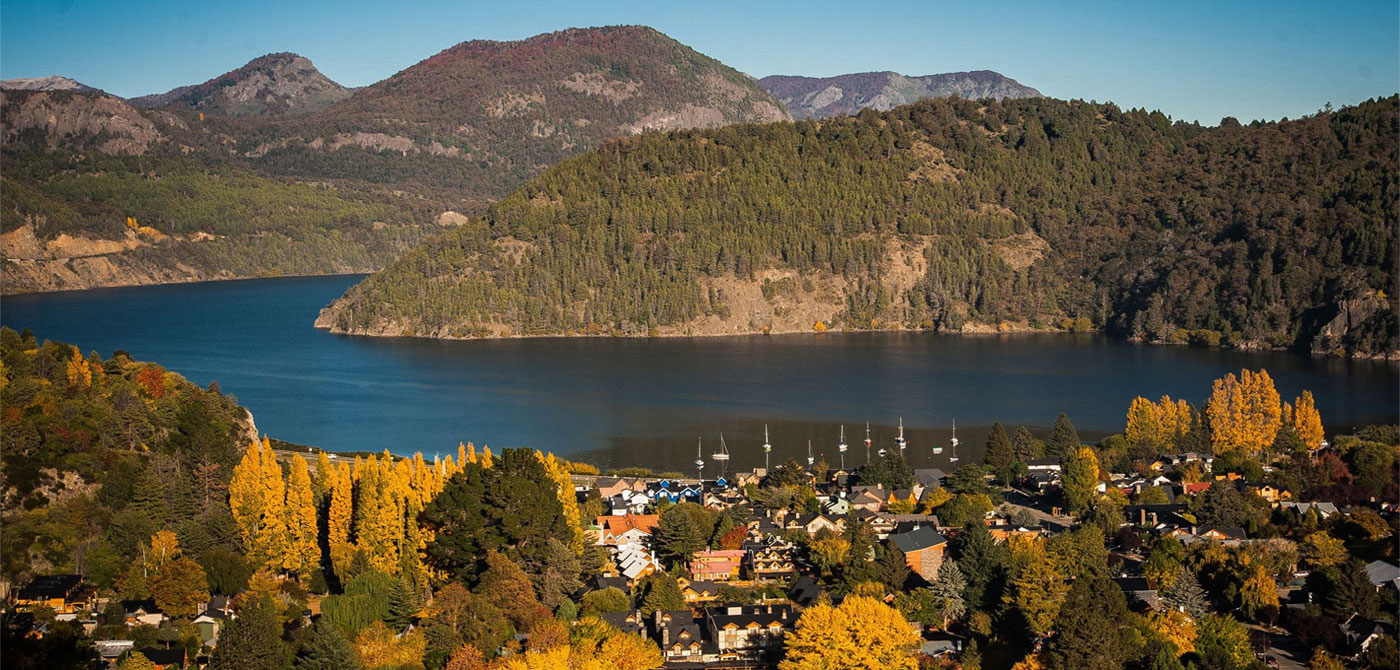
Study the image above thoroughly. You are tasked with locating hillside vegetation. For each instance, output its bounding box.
[318,96,1397,357]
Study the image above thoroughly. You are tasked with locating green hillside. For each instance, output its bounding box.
[319,96,1398,357]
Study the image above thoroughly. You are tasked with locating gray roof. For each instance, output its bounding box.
[1364,560,1400,587]
[892,525,947,553]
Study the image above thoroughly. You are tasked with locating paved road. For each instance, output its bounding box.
[1246,624,1306,670]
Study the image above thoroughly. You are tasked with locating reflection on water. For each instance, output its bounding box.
[4,275,1396,471]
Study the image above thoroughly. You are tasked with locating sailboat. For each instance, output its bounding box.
[948,420,961,463]
[895,417,908,453]
[694,438,706,479]
[837,425,848,470]
[806,440,815,467]
[712,433,730,478]
[762,424,772,472]
[863,422,873,464]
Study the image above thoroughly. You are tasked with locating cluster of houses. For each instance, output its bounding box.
[581,453,1400,668]
[6,575,235,668]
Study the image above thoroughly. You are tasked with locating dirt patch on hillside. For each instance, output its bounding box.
[991,231,1049,272]
[907,141,962,183]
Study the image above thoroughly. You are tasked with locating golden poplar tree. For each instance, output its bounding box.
[65,346,91,391]
[313,451,333,502]
[1286,390,1325,450]
[1207,369,1282,456]
[1125,397,1162,448]
[229,438,290,570]
[480,446,493,469]
[780,595,919,670]
[327,461,355,579]
[284,455,320,578]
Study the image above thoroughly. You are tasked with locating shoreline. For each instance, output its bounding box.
[1,269,373,297]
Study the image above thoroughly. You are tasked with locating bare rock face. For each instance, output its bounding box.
[0,76,96,92]
[0,89,163,154]
[130,52,351,116]
[760,70,1042,119]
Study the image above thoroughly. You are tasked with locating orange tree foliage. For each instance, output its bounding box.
[1206,369,1282,456]
[1284,390,1325,450]
[1125,395,1192,451]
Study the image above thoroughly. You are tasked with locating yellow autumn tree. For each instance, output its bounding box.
[327,461,355,579]
[1284,390,1325,450]
[1126,395,1194,450]
[354,454,402,575]
[229,438,289,570]
[1149,609,1196,654]
[65,347,91,391]
[313,451,333,502]
[1207,369,1282,456]
[480,446,493,469]
[780,595,919,670]
[539,451,584,555]
[149,530,180,567]
[354,620,426,669]
[284,455,320,578]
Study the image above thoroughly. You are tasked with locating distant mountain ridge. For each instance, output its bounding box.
[760,70,1041,119]
[0,76,95,92]
[129,52,351,116]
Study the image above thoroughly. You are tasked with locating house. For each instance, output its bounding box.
[1196,526,1247,543]
[913,469,949,490]
[607,490,650,516]
[892,525,948,582]
[787,575,822,608]
[824,496,852,516]
[705,604,794,661]
[746,540,798,581]
[1242,482,1291,502]
[595,477,645,499]
[652,609,708,663]
[1278,501,1339,519]
[13,575,87,614]
[192,595,234,646]
[789,513,844,536]
[677,578,722,603]
[1363,560,1400,593]
[921,631,965,656]
[612,543,661,583]
[688,549,746,581]
[1125,504,1191,528]
[1026,458,1062,473]
[136,647,187,670]
[122,599,166,627]
[1343,614,1396,655]
[849,486,888,512]
[1111,576,1160,611]
[1179,482,1212,496]
[600,609,648,637]
[95,640,135,664]
[596,514,661,546]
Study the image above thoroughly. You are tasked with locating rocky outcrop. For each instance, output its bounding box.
[0,89,163,154]
[759,70,1041,119]
[130,52,351,116]
[0,76,96,92]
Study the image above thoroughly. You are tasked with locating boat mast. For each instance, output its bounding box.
[896,417,907,454]
[806,440,815,468]
[949,419,960,463]
[712,433,730,478]
[837,425,848,470]
[694,437,705,480]
[762,424,772,473]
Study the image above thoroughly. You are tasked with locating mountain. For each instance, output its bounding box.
[759,70,1041,119]
[129,52,351,116]
[0,76,96,92]
[1,26,789,293]
[241,25,790,197]
[317,96,1397,358]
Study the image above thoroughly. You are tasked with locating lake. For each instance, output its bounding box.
[3,275,1396,472]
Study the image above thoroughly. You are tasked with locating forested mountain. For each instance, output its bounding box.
[760,70,1041,119]
[318,96,1398,358]
[236,25,789,197]
[129,52,352,116]
[1,26,790,293]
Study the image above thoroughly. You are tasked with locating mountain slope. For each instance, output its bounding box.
[317,96,1397,358]
[0,76,96,92]
[130,52,351,116]
[242,25,790,197]
[760,70,1041,119]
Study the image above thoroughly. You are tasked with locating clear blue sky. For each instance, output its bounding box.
[2,0,1395,124]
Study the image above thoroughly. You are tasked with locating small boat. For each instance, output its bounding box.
[837,425,848,469]
[695,437,706,476]
[864,422,873,464]
[895,417,908,452]
[712,433,730,477]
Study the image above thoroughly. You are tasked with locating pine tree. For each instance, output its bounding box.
[1160,567,1210,619]
[928,559,967,626]
[1011,426,1040,462]
[1046,573,1132,670]
[296,618,360,670]
[1045,414,1079,459]
[955,522,1007,611]
[984,422,1014,470]
[210,595,284,670]
[537,451,583,555]
[639,572,685,616]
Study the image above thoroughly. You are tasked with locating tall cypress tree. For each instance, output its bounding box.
[983,423,1014,471]
[1011,426,1040,462]
[210,595,284,670]
[295,619,358,670]
[954,522,1007,612]
[1046,573,1132,670]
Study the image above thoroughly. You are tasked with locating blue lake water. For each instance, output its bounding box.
[3,275,1396,472]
